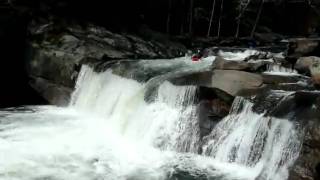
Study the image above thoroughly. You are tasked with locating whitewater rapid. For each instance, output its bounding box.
[0,54,302,180]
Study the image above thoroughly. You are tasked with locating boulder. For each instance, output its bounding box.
[261,73,309,84]
[27,43,81,88]
[287,38,320,59]
[295,56,320,74]
[29,77,73,106]
[169,71,213,87]
[210,70,264,96]
[310,61,320,86]
[294,56,320,86]
[170,70,264,97]
[198,100,218,138]
[197,87,232,138]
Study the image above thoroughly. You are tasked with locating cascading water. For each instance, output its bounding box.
[202,96,302,180]
[264,64,298,75]
[70,65,200,153]
[0,56,302,180]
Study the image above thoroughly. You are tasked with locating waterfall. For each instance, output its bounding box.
[0,58,302,180]
[264,64,298,75]
[69,65,200,152]
[202,97,301,179]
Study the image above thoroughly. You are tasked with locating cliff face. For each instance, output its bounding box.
[26,20,187,105]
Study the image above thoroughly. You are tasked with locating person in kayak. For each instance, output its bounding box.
[191,49,204,61]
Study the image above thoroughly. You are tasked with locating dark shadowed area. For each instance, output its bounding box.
[0,0,319,107]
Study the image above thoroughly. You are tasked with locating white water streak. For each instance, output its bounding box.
[203,97,301,180]
[264,64,298,76]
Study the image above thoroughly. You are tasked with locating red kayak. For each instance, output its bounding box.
[191,55,201,61]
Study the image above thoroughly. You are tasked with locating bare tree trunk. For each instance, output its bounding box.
[180,22,184,35]
[207,0,216,37]
[217,0,224,38]
[235,18,241,38]
[189,0,194,36]
[250,0,264,38]
[235,0,251,38]
[166,0,172,34]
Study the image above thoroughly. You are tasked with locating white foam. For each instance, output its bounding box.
[218,49,259,61]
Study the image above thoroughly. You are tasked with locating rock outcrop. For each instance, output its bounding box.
[295,56,320,74]
[26,20,187,105]
[29,76,73,105]
[310,62,320,86]
[294,56,320,86]
[276,91,320,180]
[245,90,320,180]
[287,38,320,59]
[210,70,264,96]
[197,87,233,138]
[170,62,309,99]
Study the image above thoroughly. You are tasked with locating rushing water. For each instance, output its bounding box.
[0,55,302,180]
[264,64,298,76]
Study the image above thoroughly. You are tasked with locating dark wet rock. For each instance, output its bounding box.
[261,73,309,84]
[168,171,207,180]
[198,100,218,138]
[287,38,320,59]
[27,41,80,88]
[197,87,232,138]
[295,56,320,75]
[197,86,234,105]
[211,70,263,96]
[294,56,320,86]
[269,91,320,120]
[198,99,230,138]
[26,20,186,105]
[251,90,286,114]
[289,92,320,180]
[251,89,320,180]
[209,99,230,118]
[167,162,226,180]
[266,81,315,92]
[252,90,320,120]
[168,169,212,180]
[310,61,320,86]
[170,71,213,87]
[29,76,72,106]
[247,60,274,72]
